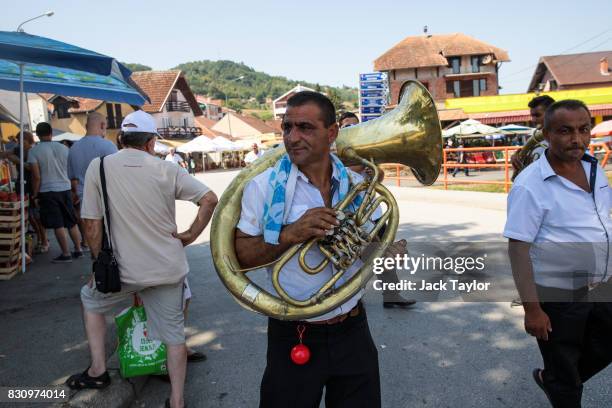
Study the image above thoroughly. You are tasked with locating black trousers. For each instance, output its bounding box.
[260,304,381,408]
[537,286,612,408]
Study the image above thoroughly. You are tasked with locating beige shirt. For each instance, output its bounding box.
[81,148,210,286]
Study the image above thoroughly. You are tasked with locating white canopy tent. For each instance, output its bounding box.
[51,129,82,142]
[211,136,241,151]
[176,136,217,153]
[154,141,171,154]
[443,119,501,138]
[498,124,535,134]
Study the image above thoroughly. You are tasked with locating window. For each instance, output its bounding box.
[55,103,71,119]
[448,57,461,74]
[472,79,488,96]
[454,81,461,97]
[446,81,461,97]
[446,81,454,94]
[106,103,116,129]
[471,56,481,73]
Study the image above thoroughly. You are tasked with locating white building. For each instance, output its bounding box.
[271,84,316,119]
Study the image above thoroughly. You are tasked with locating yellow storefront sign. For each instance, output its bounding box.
[445,87,612,114]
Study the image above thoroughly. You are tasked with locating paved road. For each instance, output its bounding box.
[1,169,610,408]
[136,170,612,408]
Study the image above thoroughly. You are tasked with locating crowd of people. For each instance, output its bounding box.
[3,88,611,408]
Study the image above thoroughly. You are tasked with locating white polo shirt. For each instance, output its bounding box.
[237,164,376,321]
[503,152,612,289]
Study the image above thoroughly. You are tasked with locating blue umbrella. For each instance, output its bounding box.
[0,31,132,78]
[0,31,148,273]
[0,60,147,105]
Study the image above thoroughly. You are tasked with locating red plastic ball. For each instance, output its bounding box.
[290,344,311,365]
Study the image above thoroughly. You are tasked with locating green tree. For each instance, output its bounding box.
[172,60,357,110]
[123,63,152,72]
[325,88,343,114]
[227,99,244,113]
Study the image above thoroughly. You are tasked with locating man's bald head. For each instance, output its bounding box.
[86,112,107,136]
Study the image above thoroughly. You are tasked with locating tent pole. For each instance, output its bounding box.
[19,63,26,273]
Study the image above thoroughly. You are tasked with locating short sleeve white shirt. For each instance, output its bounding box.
[503,152,612,289]
[237,165,379,321]
[244,150,264,165]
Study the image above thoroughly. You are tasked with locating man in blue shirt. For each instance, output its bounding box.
[68,112,117,250]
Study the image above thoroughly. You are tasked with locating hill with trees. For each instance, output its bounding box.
[172,60,357,112]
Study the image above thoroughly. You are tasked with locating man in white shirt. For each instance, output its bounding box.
[165,148,184,166]
[235,92,381,407]
[504,100,612,408]
[244,143,263,165]
[69,110,217,408]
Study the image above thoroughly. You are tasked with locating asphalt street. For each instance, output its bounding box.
[137,170,612,407]
[1,169,610,408]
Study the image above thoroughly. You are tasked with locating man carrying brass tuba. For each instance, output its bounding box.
[234,92,381,408]
[511,95,555,180]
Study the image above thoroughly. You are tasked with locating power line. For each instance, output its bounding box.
[502,27,612,80]
[501,35,612,86]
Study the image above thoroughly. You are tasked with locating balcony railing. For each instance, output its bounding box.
[166,101,191,112]
[157,126,202,139]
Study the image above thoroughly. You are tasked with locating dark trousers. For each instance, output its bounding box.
[451,161,469,176]
[536,286,612,408]
[260,305,381,408]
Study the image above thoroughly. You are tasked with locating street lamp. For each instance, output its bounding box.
[17,11,54,32]
[223,75,244,138]
[15,10,54,274]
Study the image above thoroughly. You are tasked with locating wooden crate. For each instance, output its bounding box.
[0,258,20,280]
[0,199,28,280]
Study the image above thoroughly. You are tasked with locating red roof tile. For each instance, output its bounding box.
[264,119,282,133]
[69,97,104,113]
[374,33,510,71]
[437,109,469,121]
[194,115,229,138]
[130,70,202,115]
[236,114,279,134]
[528,51,612,90]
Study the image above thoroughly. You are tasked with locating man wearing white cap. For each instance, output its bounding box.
[69,110,218,408]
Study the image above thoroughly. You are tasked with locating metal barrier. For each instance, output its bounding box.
[442,146,520,193]
[381,146,520,193]
[589,142,610,166]
[383,144,610,193]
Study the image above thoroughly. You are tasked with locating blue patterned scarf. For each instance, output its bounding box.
[262,153,362,244]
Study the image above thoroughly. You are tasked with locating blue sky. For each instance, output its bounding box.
[4,0,612,94]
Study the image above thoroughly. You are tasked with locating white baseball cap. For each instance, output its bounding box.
[121,110,158,134]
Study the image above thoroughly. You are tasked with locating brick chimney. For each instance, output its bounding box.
[601,57,610,76]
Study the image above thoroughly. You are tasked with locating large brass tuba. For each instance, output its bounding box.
[210,80,442,320]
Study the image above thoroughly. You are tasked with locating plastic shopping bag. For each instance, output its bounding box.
[115,301,168,378]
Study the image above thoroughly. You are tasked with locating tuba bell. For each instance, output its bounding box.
[511,128,545,181]
[210,80,442,320]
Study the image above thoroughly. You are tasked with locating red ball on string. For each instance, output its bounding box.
[290,343,311,365]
